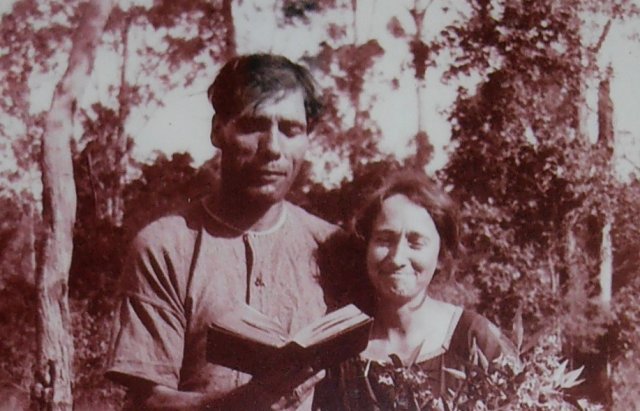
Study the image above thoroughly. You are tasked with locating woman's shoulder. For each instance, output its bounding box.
[456,310,500,337]
[449,309,517,362]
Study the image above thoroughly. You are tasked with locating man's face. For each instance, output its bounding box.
[216,89,309,205]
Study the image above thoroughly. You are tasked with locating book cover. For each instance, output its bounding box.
[207,304,372,375]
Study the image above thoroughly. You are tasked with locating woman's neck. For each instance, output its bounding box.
[364,295,457,364]
[373,293,435,337]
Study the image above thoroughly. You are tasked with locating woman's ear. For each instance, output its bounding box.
[210,115,224,148]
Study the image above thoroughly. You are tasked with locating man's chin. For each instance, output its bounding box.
[242,185,288,205]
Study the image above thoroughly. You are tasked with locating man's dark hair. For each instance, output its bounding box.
[208,54,323,132]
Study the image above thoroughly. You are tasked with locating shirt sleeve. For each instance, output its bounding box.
[105,223,192,389]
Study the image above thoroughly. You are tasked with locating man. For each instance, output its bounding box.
[106,54,338,410]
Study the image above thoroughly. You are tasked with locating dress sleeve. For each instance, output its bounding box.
[451,310,518,364]
[105,223,193,389]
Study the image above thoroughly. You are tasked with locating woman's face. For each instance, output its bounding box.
[366,194,441,305]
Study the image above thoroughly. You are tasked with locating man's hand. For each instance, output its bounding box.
[127,366,327,411]
[199,366,326,411]
[262,368,326,410]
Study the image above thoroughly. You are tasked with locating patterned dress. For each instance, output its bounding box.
[314,308,514,411]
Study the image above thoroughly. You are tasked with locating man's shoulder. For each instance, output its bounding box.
[131,202,204,251]
[285,202,341,240]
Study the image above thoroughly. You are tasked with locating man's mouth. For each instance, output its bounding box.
[260,169,286,175]
[253,169,287,182]
[385,271,413,278]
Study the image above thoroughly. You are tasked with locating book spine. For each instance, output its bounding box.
[207,327,274,375]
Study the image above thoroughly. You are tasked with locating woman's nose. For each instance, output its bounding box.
[388,237,409,268]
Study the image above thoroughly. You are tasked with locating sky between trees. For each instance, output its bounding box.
[1,0,639,188]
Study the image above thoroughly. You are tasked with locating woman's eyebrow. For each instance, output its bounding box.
[407,231,429,241]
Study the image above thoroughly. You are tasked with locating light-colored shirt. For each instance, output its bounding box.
[106,198,338,409]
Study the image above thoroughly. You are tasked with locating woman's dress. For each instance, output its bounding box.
[314,308,514,411]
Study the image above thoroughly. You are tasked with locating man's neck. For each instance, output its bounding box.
[209,195,286,233]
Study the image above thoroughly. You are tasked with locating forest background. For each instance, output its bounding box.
[1,0,640,409]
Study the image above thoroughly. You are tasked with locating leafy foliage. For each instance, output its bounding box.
[437,0,639,405]
[353,333,601,410]
[1,0,639,407]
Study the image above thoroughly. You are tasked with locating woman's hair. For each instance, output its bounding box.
[207,53,323,132]
[318,171,461,314]
[351,170,460,273]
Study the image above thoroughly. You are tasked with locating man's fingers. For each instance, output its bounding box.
[299,369,326,395]
[293,370,325,405]
[283,367,325,394]
[270,370,326,410]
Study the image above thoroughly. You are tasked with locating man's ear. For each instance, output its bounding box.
[305,126,315,141]
[210,115,224,148]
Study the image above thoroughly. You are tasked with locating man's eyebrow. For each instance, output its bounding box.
[236,115,304,124]
[236,114,270,123]
[278,119,306,127]
[233,115,271,130]
[371,228,396,235]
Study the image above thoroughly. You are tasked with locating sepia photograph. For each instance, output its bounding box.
[1,0,639,409]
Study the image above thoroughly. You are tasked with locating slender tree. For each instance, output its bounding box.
[33,1,114,409]
[596,67,615,309]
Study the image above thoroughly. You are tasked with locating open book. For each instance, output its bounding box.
[207,304,372,375]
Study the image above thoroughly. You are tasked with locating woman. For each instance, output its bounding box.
[315,171,517,410]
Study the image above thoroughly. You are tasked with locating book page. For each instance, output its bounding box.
[292,304,369,347]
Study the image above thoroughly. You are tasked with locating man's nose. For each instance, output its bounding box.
[258,123,282,160]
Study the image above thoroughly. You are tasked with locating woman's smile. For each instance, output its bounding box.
[366,194,441,304]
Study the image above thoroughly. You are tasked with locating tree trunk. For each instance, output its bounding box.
[33,1,114,410]
[409,0,435,170]
[108,14,133,227]
[597,67,614,310]
[221,0,237,59]
[576,20,612,143]
[351,0,363,131]
[576,79,593,142]
[599,219,613,309]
